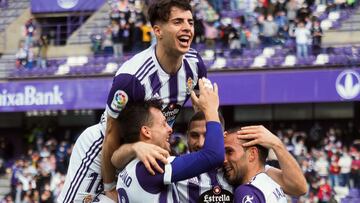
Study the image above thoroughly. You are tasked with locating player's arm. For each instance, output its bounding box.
[170,78,224,182]
[238,126,307,196]
[101,116,121,200]
[102,73,145,197]
[111,141,169,174]
[233,185,266,203]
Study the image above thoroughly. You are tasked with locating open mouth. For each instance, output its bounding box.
[178,35,191,47]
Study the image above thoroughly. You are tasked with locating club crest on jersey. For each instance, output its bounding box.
[242,195,254,203]
[186,77,196,95]
[111,90,128,112]
[199,186,233,203]
[82,194,93,203]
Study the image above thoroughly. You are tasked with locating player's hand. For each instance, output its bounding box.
[105,188,118,202]
[236,125,282,149]
[190,78,219,118]
[133,142,170,175]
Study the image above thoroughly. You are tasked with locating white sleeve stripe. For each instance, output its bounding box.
[164,156,176,184]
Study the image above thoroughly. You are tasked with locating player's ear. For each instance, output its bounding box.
[141,126,152,139]
[153,25,162,39]
[248,147,257,162]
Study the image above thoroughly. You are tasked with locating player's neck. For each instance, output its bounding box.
[155,45,182,75]
[243,165,265,184]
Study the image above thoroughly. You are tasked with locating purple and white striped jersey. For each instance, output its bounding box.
[106,44,207,126]
[234,173,287,203]
[117,157,180,203]
[176,168,233,203]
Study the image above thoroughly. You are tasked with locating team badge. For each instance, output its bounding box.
[186,77,196,95]
[242,195,254,203]
[82,194,93,203]
[198,186,233,203]
[111,90,128,112]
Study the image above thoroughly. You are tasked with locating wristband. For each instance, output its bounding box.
[104,182,116,191]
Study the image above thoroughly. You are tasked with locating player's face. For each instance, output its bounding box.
[187,119,206,152]
[157,6,194,56]
[148,107,173,152]
[223,133,247,186]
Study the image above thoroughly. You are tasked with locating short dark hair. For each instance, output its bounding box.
[117,99,163,144]
[147,0,192,26]
[187,111,225,131]
[226,127,269,164]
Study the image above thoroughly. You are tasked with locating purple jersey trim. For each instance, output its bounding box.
[234,184,266,203]
[106,74,145,115]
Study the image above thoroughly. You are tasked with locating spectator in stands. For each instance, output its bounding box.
[103,26,114,56]
[294,21,311,58]
[24,18,36,50]
[315,151,330,179]
[261,14,278,47]
[110,20,123,58]
[286,0,298,22]
[37,34,49,68]
[351,150,360,188]
[203,21,218,49]
[317,177,332,203]
[311,20,323,55]
[329,154,340,188]
[140,20,152,49]
[248,23,260,49]
[338,148,353,187]
[15,42,28,69]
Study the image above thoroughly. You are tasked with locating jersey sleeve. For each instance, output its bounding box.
[105,73,145,118]
[168,121,224,183]
[234,184,266,203]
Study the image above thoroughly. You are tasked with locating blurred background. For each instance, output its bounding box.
[0,0,360,202]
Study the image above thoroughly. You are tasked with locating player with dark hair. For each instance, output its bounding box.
[59,0,206,202]
[115,78,224,202]
[224,126,297,202]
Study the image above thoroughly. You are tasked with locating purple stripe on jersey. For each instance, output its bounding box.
[169,75,178,103]
[135,161,165,194]
[134,57,152,77]
[188,176,201,203]
[196,52,207,78]
[139,64,155,82]
[172,186,179,203]
[63,132,104,203]
[208,169,220,187]
[136,60,154,80]
[234,184,266,203]
[149,70,161,96]
[159,186,168,203]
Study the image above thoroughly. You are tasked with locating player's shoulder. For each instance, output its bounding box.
[250,172,280,189]
[184,48,200,61]
[115,46,155,77]
[234,184,266,203]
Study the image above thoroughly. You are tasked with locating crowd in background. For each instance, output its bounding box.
[0,120,359,202]
[15,18,49,70]
[90,0,358,60]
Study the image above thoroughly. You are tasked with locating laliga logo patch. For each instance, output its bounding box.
[198,186,233,203]
[111,90,128,112]
[57,0,79,9]
[336,69,360,100]
[186,77,196,95]
[242,195,254,203]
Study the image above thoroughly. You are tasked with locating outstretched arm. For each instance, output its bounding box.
[237,125,307,196]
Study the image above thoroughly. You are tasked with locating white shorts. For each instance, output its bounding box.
[57,123,105,203]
